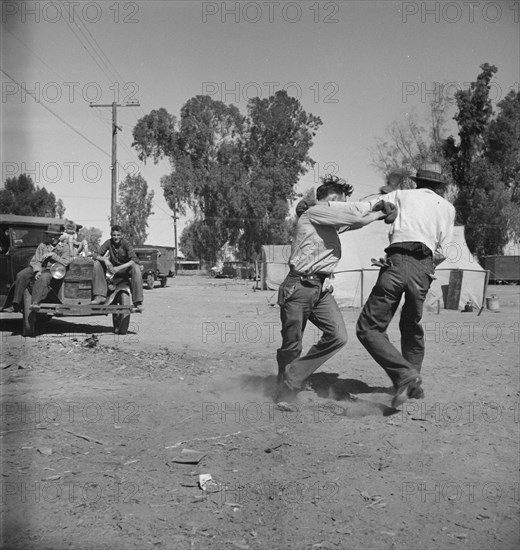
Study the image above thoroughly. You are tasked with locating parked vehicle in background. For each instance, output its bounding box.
[210,261,257,280]
[134,247,170,289]
[0,215,139,337]
[209,262,223,278]
[482,256,520,284]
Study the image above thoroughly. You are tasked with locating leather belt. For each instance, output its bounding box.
[290,270,330,282]
[386,242,432,258]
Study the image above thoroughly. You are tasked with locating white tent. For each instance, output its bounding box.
[261,225,488,309]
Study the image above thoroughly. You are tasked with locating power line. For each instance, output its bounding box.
[3,26,68,82]
[57,0,146,119]
[0,67,111,159]
[58,1,116,86]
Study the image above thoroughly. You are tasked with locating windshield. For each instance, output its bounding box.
[9,226,48,248]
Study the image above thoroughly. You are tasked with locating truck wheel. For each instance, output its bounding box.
[112,292,131,335]
[160,276,167,288]
[22,289,36,337]
[146,273,155,290]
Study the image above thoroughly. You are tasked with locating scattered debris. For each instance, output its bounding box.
[82,335,99,348]
[63,429,106,445]
[198,473,220,493]
[275,402,298,412]
[37,446,53,455]
[42,474,61,481]
[264,442,290,453]
[170,449,206,464]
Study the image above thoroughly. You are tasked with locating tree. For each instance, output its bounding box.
[0,174,65,217]
[370,88,458,197]
[133,92,322,263]
[455,159,511,259]
[179,218,211,261]
[56,198,66,218]
[132,108,177,163]
[115,173,154,245]
[238,91,322,258]
[445,63,497,190]
[78,226,103,254]
[372,64,519,259]
[485,90,520,203]
[443,63,519,258]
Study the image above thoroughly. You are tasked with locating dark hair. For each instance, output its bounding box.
[111,225,122,233]
[316,174,354,200]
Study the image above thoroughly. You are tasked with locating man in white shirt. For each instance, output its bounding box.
[356,164,456,408]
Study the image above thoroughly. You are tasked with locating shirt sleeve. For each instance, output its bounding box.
[326,200,375,215]
[124,241,139,264]
[97,239,109,257]
[30,243,46,272]
[304,203,372,229]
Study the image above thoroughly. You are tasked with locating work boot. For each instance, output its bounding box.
[274,378,300,404]
[391,375,422,408]
[409,384,425,400]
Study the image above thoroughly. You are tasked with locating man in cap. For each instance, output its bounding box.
[275,174,396,403]
[89,225,143,310]
[356,163,455,408]
[3,224,72,313]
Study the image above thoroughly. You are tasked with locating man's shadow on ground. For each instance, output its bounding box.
[239,372,399,417]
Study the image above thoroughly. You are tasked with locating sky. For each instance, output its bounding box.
[1,0,519,247]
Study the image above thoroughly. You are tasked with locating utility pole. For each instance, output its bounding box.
[172,205,178,276]
[90,100,140,223]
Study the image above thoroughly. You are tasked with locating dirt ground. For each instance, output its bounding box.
[1,276,519,550]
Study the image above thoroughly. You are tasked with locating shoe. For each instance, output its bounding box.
[90,296,106,305]
[3,304,17,313]
[391,376,422,408]
[409,385,425,400]
[30,303,40,311]
[134,303,144,312]
[274,379,300,404]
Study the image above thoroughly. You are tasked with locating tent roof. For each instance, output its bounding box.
[336,224,483,273]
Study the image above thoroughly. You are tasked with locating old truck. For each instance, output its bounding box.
[0,215,140,337]
[482,256,520,284]
[134,246,171,289]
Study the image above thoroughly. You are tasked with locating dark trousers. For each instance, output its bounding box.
[356,252,434,388]
[12,266,35,305]
[277,273,348,389]
[32,271,56,305]
[92,261,144,304]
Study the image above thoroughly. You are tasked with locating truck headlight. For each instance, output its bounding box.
[50,263,66,279]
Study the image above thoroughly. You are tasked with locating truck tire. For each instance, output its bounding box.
[146,273,155,290]
[112,291,131,335]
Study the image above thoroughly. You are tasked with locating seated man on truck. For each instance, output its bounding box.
[4,224,72,312]
[90,225,144,311]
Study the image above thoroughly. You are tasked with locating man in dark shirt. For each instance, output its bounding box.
[90,225,144,310]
